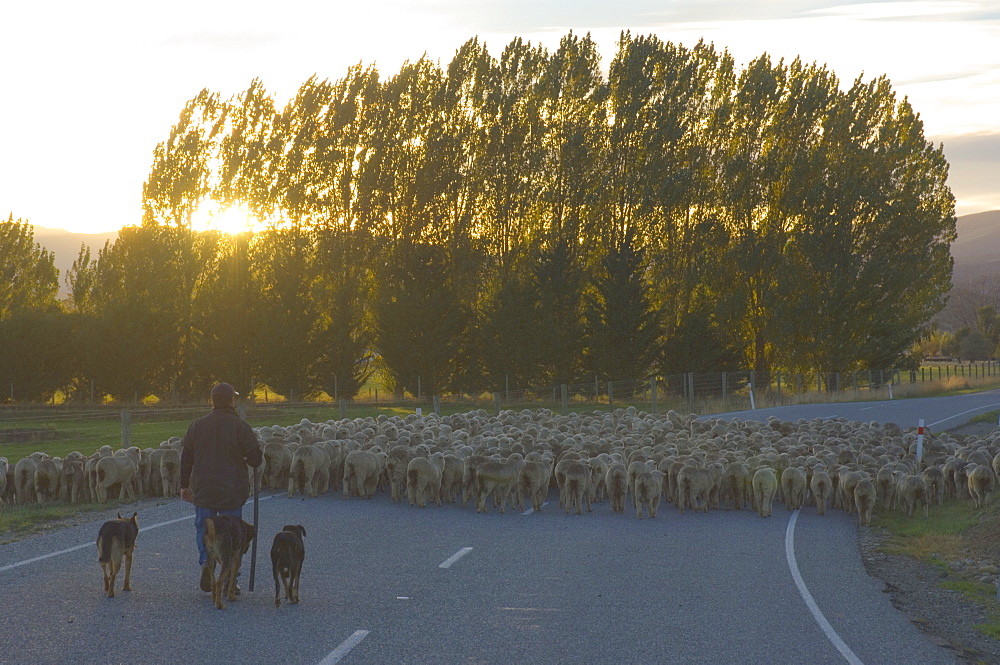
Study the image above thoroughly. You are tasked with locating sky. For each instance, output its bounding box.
[2,0,998,234]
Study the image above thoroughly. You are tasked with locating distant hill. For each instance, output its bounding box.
[951,210,1000,285]
[32,226,119,296]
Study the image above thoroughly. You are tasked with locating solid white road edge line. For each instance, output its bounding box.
[439,547,473,569]
[929,402,1000,429]
[785,510,865,665]
[0,495,273,574]
[317,630,370,665]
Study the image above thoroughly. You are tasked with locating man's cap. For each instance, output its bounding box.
[210,382,239,398]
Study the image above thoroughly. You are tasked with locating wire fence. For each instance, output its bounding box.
[2,362,998,458]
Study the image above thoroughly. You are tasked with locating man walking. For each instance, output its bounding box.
[180,382,262,592]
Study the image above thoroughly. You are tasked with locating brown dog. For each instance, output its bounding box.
[202,515,255,610]
[96,512,138,598]
[270,524,306,607]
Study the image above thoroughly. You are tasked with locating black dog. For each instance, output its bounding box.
[270,524,306,607]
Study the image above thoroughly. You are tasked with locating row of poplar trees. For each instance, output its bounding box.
[3,32,956,403]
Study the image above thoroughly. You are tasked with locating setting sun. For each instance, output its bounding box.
[190,203,266,235]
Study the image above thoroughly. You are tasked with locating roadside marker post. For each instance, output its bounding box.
[916,419,924,470]
[888,382,893,400]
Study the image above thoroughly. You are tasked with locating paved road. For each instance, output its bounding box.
[3,391,997,665]
[708,389,1000,431]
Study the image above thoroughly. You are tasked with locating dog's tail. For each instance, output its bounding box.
[97,526,123,564]
[204,516,217,548]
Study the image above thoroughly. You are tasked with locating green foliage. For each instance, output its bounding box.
[532,236,586,384]
[948,307,1000,361]
[584,228,661,380]
[478,272,539,390]
[374,241,468,396]
[0,310,80,402]
[310,228,375,400]
[0,215,59,320]
[1,32,957,402]
[251,226,321,399]
[957,328,994,361]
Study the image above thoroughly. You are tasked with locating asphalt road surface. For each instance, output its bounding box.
[3,390,998,665]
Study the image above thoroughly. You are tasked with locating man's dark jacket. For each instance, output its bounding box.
[180,406,262,510]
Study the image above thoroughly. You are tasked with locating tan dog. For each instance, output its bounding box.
[96,512,138,598]
[203,515,256,610]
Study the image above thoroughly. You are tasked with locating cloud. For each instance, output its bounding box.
[810,1,980,20]
[401,0,850,33]
[897,65,996,86]
[157,31,280,51]
[400,0,997,35]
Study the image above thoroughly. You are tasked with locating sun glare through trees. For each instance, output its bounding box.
[189,203,266,235]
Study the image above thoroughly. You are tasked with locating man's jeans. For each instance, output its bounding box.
[194,505,244,566]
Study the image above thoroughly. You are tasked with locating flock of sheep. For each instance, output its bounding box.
[259,408,998,524]
[0,440,182,507]
[2,407,998,527]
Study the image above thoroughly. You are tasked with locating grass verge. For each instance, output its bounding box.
[876,496,1000,639]
[0,499,141,545]
[970,410,1000,426]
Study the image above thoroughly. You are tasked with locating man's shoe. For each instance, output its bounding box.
[200,565,212,592]
[234,584,241,596]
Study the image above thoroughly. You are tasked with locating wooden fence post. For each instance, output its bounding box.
[688,373,695,412]
[120,409,132,448]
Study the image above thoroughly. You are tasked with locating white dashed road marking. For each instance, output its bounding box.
[522,502,549,515]
[438,547,473,569]
[317,630,370,665]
